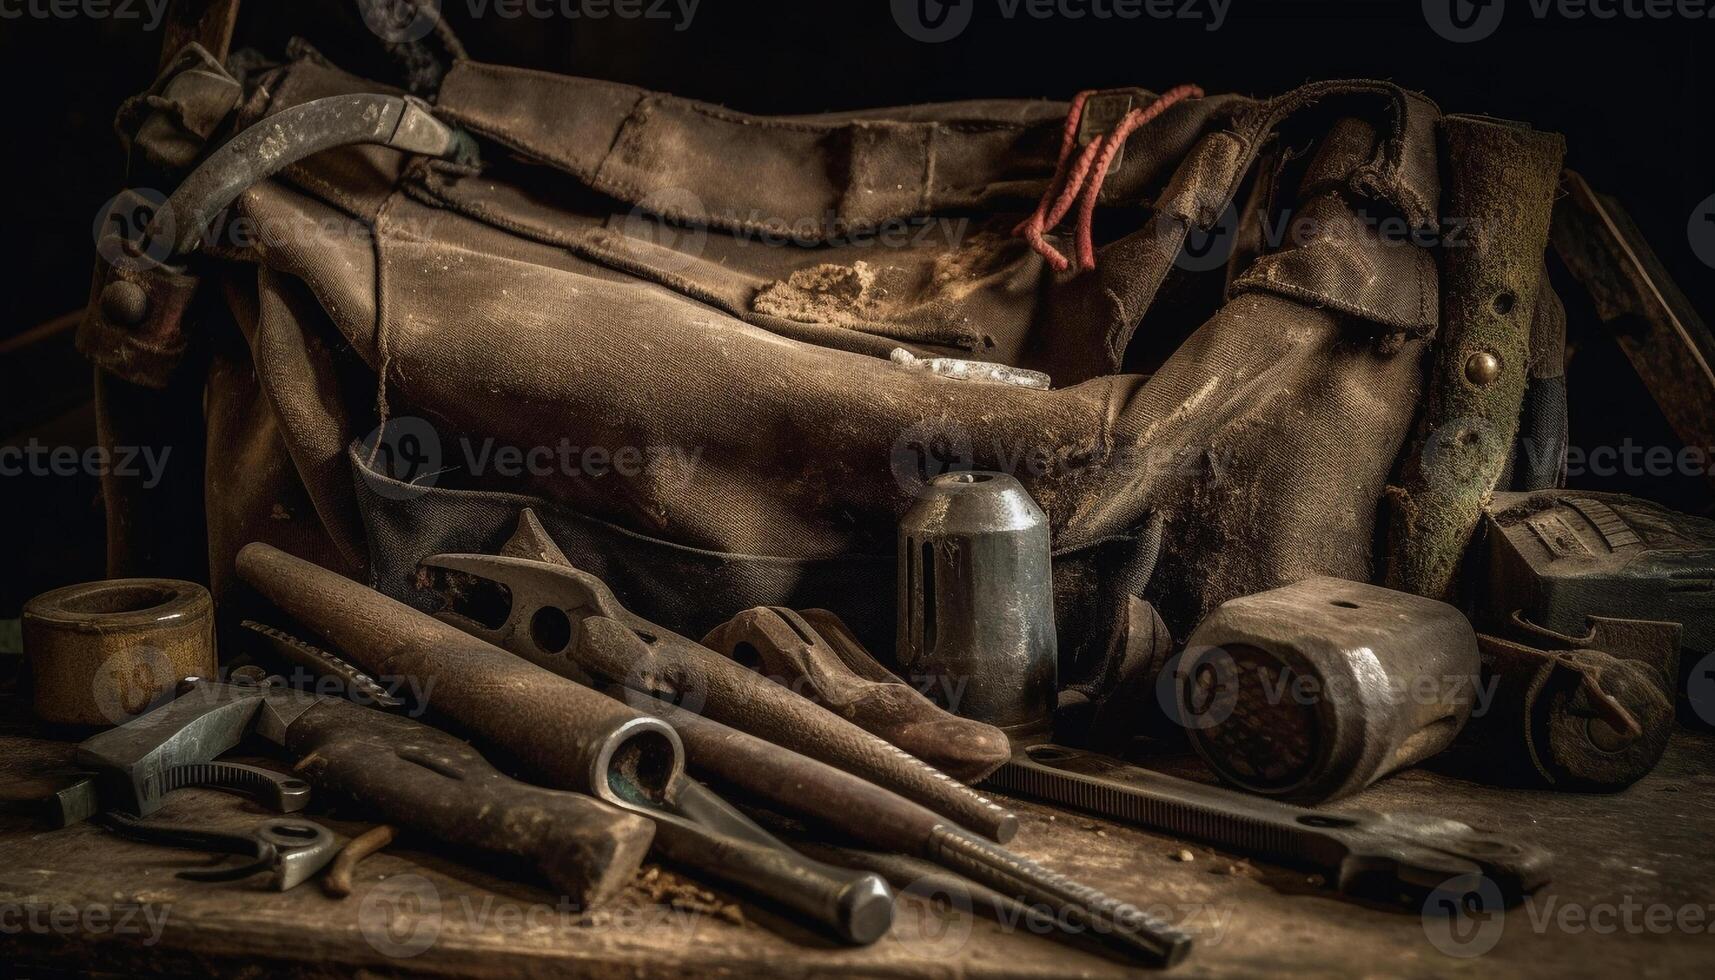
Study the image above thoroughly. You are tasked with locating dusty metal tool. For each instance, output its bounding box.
[23,578,217,726]
[99,812,337,891]
[1175,576,1481,803]
[985,744,1551,904]
[599,758,895,945]
[420,538,1018,844]
[50,677,312,826]
[794,840,1196,968]
[702,606,1013,782]
[42,671,657,910]
[243,620,403,709]
[323,824,395,898]
[897,472,1058,741]
[108,94,468,268]
[236,542,682,804]
[1482,491,1713,653]
[1551,170,1715,495]
[237,546,893,942]
[600,662,1190,967]
[276,682,657,907]
[1460,615,1678,790]
[1481,489,1711,727]
[265,620,893,939]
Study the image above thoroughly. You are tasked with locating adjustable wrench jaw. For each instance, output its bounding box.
[59,679,323,826]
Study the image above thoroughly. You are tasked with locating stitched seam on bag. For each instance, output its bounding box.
[401,178,989,358]
[452,58,1045,134]
[404,173,749,317]
[371,191,405,424]
[451,60,641,101]
[593,93,661,199]
[918,125,938,213]
[1418,243,1434,330]
[433,110,602,182]
[1229,272,1433,333]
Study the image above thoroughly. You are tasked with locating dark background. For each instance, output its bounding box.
[2,0,1712,613]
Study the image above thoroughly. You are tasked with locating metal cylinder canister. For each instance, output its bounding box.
[897,471,1057,741]
[1176,576,1480,802]
[23,579,216,726]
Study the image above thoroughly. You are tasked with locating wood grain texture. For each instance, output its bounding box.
[1,714,1711,978]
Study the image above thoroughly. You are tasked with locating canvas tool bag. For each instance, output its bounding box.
[79,38,1571,714]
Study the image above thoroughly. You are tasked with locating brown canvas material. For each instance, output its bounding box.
[80,47,1568,696]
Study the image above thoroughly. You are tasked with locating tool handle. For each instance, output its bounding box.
[283,698,654,910]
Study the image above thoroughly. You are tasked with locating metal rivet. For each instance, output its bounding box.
[99,281,149,327]
[1464,351,1502,386]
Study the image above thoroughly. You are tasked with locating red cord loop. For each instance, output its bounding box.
[1015,84,1203,273]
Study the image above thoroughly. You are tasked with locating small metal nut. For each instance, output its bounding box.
[1464,351,1502,386]
[99,281,149,326]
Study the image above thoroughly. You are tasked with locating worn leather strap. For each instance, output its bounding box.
[1388,115,1567,600]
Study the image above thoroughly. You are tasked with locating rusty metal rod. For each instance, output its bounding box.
[235,543,684,805]
[322,824,394,898]
[423,551,1019,843]
[578,626,1189,965]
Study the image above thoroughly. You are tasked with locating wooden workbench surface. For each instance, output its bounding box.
[2,702,1711,979]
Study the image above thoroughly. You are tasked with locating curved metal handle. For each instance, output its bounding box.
[144,93,465,258]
